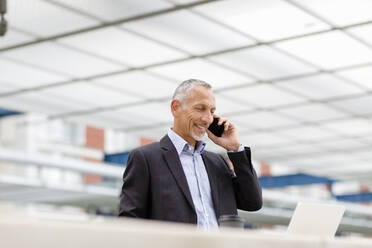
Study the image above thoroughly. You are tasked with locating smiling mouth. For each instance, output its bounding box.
[195,124,206,132]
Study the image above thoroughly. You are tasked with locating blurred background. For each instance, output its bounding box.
[0,0,372,237]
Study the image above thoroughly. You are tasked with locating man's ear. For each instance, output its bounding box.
[171,99,182,117]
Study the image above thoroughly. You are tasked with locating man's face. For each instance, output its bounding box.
[174,86,216,143]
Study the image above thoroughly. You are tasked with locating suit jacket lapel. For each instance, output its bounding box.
[201,153,220,218]
[160,135,195,212]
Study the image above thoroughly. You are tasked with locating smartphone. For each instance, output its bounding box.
[208,117,224,137]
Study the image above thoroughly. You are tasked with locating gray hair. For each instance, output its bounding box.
[172,79,212,104]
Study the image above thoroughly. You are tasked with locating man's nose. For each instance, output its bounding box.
[201,112,213,125]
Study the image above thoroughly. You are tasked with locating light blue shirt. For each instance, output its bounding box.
[167,129,218,229]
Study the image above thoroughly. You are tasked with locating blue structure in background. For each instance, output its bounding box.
[104,151,130,166]
[258,173,337,188]
[258,173,372,203]
[335,192,372,203]
[0,108,22,118]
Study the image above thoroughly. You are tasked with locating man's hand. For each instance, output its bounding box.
[206,114,241,152]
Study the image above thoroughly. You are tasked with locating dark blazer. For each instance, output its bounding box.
[118,135,262,224]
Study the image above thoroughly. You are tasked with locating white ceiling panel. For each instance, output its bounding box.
[0,83,19,94]
[119,102,172,123]
[0,92,90,115]
[2,42,123,77]
[277,74,364,100]
[41,82,140,107]
[329,95,372,115]
[195,0,329,41]
[93,71,177,99]
[223,116,257,133]
[8,0,99,37]
[123,10,254,55]
[214,94,255,115]
[337,66,372,90]
[322,119,372,136]
[168,0,198,4]
[275,31,372,69]
[358,135,372,145]
[261,143,329,158]
[277,126,337,142]
[233,111,297,129]
[221,84,305,107]
[148,58,253,89]
[276,103,347,122]
[0,30,35,49]
[348,24,372,47]
[66,107,151,129]
[209,46,317,80]
[317,138,368,151]
[351,150,372,161]
[292,0,372,27]
[52,0,172,21]
[240,132,291,148]
[0,58,68,87]
[59,27,187,67]
[71,103,172,131]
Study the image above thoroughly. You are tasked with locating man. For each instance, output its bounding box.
[118,79,262,229]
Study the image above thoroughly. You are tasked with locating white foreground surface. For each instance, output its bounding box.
[0,204,371,248]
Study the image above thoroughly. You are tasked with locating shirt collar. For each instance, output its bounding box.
[167,128,206,155]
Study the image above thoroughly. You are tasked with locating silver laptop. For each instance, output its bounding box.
[287,202,345,237]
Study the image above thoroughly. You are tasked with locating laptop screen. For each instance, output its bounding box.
[287,202,345,237]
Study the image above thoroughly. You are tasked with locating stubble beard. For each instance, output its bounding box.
[191,130,205,142]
